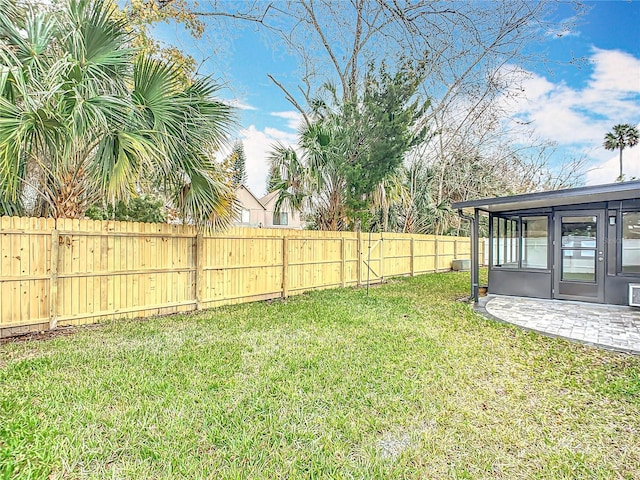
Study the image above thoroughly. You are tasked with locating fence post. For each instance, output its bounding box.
[196,232,204,310]
[49,228,59,330]
[434,236,439,272]
[341,237,346,288]
[356,230,362,286]
[410,237,415,277]
[282,237,289,298]
[453,237,458,259]
[379,235,384,283]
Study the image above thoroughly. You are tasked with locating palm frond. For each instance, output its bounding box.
[92,129,160,202]
[175,166,235,231]
[63,0,134,89]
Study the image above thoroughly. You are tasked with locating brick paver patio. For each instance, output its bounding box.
[482,295,640,354]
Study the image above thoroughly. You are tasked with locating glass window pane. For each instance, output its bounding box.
[274,212,288,226]
[506,218,519,267]
[561,216,596,247]
[522,216,548,269]
[492,216,519,268]
[622,212,640,274]
[491,216,500,266]
[562,249,595,282]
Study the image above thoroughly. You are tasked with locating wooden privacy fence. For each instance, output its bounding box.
[0,217,486,337]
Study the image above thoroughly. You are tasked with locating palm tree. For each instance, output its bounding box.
[603,124,640,181]
[268,119,348,231]
[0,0,235,227]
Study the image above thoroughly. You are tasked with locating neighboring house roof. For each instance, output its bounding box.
[259,191,280,209]
[260,191,302,213]
[236,184,266,210]
[452,180,640,213]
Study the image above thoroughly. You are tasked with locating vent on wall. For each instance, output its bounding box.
[630,284,640,307]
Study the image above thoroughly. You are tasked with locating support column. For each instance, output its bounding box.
[457,208,479,303]
[472,208,480,302]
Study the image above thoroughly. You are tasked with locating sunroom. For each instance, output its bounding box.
[453,181,640,306]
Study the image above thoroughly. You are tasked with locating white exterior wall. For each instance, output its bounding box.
[260,192,305,229]
[234,186,266,227]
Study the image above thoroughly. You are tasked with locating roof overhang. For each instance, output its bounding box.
[452,181,640,213]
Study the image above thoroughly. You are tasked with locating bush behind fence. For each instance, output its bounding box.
[0,217,485,337]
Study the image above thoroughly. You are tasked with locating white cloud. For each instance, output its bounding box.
[585,143,640,184]
[544,16,581,39]
[222,111,303,195]
[518,72,556,101]
[270,110,304,130]
[238,125,297,195]
[505,48,640,184]
[223,99,257,110]
[588,48,640,94]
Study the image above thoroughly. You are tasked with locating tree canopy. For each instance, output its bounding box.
[269,60,429,231]
[0,0,589,231]
[138,0,587,232]
[0,0,237,227]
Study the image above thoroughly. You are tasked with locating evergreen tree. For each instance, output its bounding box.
[230,142,248,187]
[265,163,283,193]
[268,59,429,231]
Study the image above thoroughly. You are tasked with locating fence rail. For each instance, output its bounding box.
[0,216,486,337]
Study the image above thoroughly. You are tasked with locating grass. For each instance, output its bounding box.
[561,272,596,282]
[1,271,639,479]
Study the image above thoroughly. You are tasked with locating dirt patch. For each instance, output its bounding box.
[377,420,437,460]
[0,326,80,345]
[377,431,413,460]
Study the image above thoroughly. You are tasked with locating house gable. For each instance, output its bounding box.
[234,185,266,227]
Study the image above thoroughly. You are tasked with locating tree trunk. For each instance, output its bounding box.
[52,169,88,219]
[21,159,45,216]
[619,147,624,181]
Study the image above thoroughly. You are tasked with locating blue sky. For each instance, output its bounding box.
[155,1,640,195]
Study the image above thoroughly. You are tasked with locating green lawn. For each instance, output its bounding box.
[562,272,596,282]
[1,272,639,479]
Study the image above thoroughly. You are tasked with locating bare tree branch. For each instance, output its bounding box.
[267,74,310,128]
